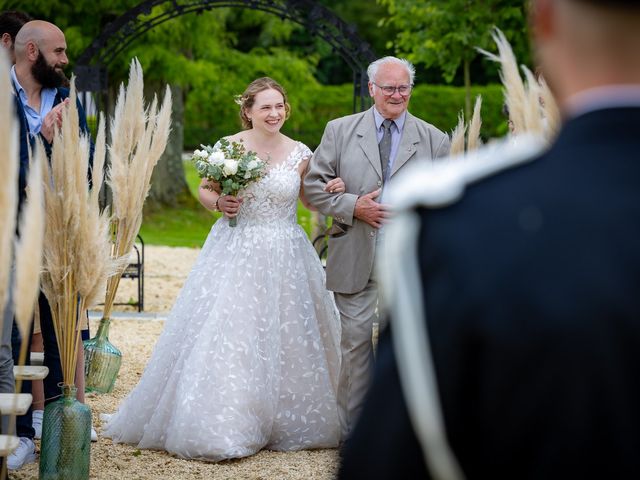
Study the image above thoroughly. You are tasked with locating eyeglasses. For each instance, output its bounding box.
[373,83,413,96]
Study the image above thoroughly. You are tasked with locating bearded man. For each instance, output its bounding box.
[11,20,82,153]
[8,20,95,470]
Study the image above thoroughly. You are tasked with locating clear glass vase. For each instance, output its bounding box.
[39,385,91,480]
[84,317,122,393]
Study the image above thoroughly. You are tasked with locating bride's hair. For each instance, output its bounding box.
[236,77,291,129]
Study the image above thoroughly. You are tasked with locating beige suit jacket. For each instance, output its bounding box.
[304,107,450,294]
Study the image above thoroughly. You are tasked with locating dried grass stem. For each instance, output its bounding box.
[103,58,172,318]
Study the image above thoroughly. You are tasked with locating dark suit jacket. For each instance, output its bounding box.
[14,86,95,404]
[15,95,30,212]
[16,86,94,211]
[339,106,640,479]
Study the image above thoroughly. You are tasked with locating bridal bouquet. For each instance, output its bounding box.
[192,139,267,226]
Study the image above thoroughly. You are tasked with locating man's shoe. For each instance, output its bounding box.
[32,409,44,439]
[7,437,36,470]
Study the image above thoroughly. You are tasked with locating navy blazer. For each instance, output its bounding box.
[339,106,640,479]
[16,87,94,212]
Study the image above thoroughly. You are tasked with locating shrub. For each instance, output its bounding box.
[184,83,508,149]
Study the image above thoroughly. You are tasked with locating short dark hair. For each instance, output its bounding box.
[0,10,32,42]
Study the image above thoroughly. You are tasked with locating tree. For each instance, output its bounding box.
[9,0,389,207]
[379,0,530,117]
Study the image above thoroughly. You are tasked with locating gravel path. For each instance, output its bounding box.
[12,246,340,480]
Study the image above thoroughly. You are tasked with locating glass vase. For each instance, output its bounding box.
[83,317,122,393]
[39,385,91,480]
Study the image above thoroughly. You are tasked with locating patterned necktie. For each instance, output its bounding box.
[379,119,394,182]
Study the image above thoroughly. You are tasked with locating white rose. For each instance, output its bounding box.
[246,160,258,170]
[209,150,225,165]
[223,159,239,175]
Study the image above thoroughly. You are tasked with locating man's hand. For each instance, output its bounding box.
[40,98,70,143]
[354,189,389,229]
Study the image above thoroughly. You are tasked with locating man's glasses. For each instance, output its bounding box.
[373,83,413,96]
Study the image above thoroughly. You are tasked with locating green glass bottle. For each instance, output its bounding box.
[39,385,91,480]
[83,317,122,393]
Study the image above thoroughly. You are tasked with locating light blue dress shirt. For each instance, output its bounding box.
[11,65,57,136]
[373,107,406,182]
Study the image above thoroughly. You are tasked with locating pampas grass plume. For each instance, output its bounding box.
[450,112,466,157]
[102,59,172,317]
[539,75,561,140]
[478,28,527,134]
[13,144,45,337]
[0,50,18,317]
[467,95,483,152]
[522,66,544,135]
[479,27,560,141]
[41,77,115,384]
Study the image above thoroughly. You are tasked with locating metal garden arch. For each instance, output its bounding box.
[74,0,377,112]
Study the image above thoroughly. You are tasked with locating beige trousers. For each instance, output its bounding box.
[334,275,378,439]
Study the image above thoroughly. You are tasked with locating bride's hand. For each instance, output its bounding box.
[324,177,346,194]
[217,195,243,218]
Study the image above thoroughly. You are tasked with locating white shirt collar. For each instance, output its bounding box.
[564,85,640,119]
[373,107,407,132]
[10,65,22,95]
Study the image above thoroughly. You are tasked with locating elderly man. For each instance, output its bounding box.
[304,56,450,439]
[339,0,640,478]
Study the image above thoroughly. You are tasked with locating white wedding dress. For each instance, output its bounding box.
[103,142,341,461]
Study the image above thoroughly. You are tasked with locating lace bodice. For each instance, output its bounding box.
[234,142,311,224]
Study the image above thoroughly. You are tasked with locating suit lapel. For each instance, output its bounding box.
[53,88,64,107]
[391,113,423,177]
[357,108,383,179]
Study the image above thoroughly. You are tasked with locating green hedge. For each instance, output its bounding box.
[184,83,354,150]
[411,84,509,141]
[184,83,508,150]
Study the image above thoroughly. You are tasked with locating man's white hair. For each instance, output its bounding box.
[367,56,415,85]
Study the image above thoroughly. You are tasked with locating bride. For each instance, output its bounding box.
[103,77,344,461]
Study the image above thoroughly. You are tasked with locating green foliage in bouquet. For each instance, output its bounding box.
[192,138,267,196]
[191,139,267,226]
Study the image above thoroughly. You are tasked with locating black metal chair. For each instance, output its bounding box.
[312,231,328,268]
[118,234,144,311]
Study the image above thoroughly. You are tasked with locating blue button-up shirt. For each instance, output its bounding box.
[373,107,406,182]
[11,65,57,137]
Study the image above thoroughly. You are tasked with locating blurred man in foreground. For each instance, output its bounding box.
[340,0,640,478]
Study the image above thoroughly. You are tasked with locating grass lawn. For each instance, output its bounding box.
[139,161,315,247]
